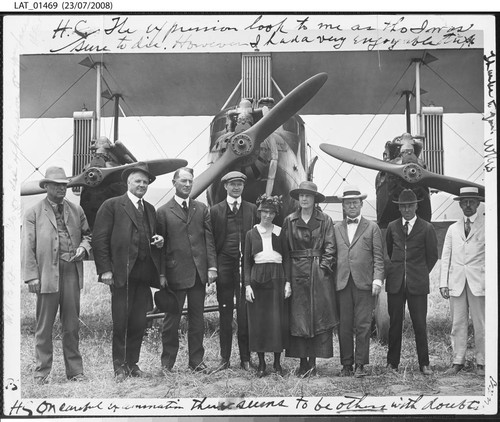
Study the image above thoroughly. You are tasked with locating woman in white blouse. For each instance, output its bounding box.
[243,194,291,377]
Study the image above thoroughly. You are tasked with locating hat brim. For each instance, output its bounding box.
[154,288,180,314]
[392,198,423,204]
[39,178,69,189]
[341,194,367,201]
[223,177,246,184]
[121,168,156,184]
[453,195,484,202]
[290,188,326,203]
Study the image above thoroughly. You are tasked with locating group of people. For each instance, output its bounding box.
[22,163,486,385]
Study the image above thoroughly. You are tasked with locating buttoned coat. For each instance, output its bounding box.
[157,198,217,290]
[334,216,385,291]
[440,213,485,297]
[92,193,161,289]
[22,198,92,293]
[385,217,438,295]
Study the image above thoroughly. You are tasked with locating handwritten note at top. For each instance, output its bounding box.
[35,15,482,55]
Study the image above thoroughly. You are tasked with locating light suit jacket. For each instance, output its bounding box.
[22,197,92,293]
[334,216,385,291]
[157,197,217,290]
[439,213,485,297]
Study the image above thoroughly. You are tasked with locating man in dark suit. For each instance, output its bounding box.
[210,171,258,371]
[93,162,164,382]
[334,185,385,377]
[385,189,438,375]
[22,166,92,384]
[157,167,217,373]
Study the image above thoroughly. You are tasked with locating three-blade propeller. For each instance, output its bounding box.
[319,143,485,197]
[21,158,188,195]
[190,73,329,198]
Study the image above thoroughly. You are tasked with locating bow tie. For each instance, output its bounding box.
[347,218,359,225]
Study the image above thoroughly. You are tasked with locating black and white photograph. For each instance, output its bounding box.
[2,7,498,418]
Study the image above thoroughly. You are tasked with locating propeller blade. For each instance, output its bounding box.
[191,73,328,199]
[20,180,50,196]
[320,143,485,197]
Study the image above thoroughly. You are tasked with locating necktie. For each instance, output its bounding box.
[137,199,144,215]
[404,221,409,236]
[232,200,238,214]
[182,200,188,213]
[347,218,358,225]
[57,203,64,215]
[465,218,471,237]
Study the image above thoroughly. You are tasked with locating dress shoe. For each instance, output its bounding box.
[476,364,485,376]
[129,366,150,378]
[420,365,433,376]
[386,363,398,372]
[68,373,87,382]
[189,362,210,374]
[256,362,266,378]
[115,366,128,383]
[296,364,309,377]
[273,363,283,376]
[444,364,464,375]
[34,375,48,385]
[354,364,367,378]
[240,361,250,371]
[340,365,353,377]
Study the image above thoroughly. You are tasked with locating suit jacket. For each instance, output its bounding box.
[334,216,385,291]
[440,213,485,297]
[22,197,92,293]
[210,199,257,256]
[385,217,438,295]
[157,197,217,290]
[92,193,161,289]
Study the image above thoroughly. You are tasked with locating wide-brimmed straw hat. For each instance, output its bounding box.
[121,162,156,184]
[39,166,70,188]
[290,181,326,202]
[340,185,367,201]
[453,187,484,202]
[392,189,422,204]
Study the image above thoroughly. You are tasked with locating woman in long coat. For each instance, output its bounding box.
[283,181,338,376]
[244,194,291,377]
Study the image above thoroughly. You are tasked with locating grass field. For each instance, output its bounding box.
[19,261,485,399]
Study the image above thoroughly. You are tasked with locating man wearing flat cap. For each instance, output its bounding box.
[22,166,92,384]
[334,185,385,378]
[92,162,164,382]
[385,189,438,375]
[440,187,485,376]
[210,171,258,371]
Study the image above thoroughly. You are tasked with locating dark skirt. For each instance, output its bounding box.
[286,330,334,358]
[247,263,289,352]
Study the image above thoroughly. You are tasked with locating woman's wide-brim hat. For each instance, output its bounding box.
[453,187,484,202]
[121,162,156,184]
[392,189,423,204]
[289,181,326,202]
[39,166,70,188]
[340,185,367,201]
[154,287,180,314]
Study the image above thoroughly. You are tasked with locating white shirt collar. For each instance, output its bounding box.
[227,196,242,206]
[174,195,189,207]
[464,213,477,223]
[256,224,281,236]
[402,215,417,227]
[127,191,143,208]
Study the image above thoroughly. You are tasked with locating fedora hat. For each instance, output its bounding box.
[154,287,180,314]
[290,181,326,202]
[121,162,156,184]
[392,189,422,204]
[453,187,484,202]
[340,185,367,201]
[221,171,247,184]
[39,166,70,188]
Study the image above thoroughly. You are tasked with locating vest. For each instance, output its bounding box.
[221,204,243,258]
[135,205,151,261]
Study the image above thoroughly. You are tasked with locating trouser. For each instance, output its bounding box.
[449,282,485,365]
[216,254,250,362]
[111,258,152,372]
[34,260,82,378]
[161,273,206,368]
[387,283,429,367]
[337,275,374,365]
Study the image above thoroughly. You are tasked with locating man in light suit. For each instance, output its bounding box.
[334,185,385,377]
[210,171,258,371]
[157,167,217,373]
[440,187,485,376]
[386,189,438,375]
[22,166,92,384]
[93,162,164,382]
